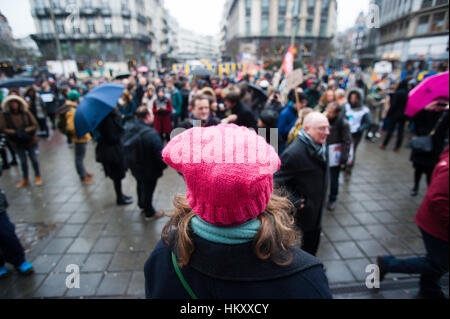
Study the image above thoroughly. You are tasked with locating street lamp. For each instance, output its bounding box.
[48,0,66,77]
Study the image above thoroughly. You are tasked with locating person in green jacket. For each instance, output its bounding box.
[167,79,182,128]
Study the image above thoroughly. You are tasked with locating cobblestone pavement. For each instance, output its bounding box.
[0,131,448,298]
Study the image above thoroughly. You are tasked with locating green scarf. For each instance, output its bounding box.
[190,216,261,244]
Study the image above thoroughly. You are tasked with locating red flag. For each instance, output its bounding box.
[282,45,294,75]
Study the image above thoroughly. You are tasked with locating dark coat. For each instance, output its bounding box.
[0,97,39,148]
[231,102,257,130]
[327,115,352,165]
[386,85,408,120]
[96,112,126,181]
[274,136,329,232]
[410,110,449,168]
[144,234,332,299]
[128,120,167,181]
[178,116,221,129]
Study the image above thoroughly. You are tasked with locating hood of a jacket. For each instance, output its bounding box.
[1,95,29,113]
[346,88,364,109]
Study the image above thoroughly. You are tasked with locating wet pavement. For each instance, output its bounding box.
[0,130,448,299]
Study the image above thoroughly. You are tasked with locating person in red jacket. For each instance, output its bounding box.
[152,86,173,143]
[377,147,449,299]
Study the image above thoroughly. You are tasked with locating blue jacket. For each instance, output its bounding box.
[278,103,298,153]
[144,234,332,299]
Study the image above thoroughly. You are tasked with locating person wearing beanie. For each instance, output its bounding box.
[61,90,94,184]
[0,95,42,188]
[144,124,331,299]
[274,112,330,256]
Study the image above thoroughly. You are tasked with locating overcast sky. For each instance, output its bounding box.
[0,0,370,38]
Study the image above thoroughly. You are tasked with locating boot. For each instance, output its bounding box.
[117,196,133,206]
[35,176,43,186]
[16,178,30,188]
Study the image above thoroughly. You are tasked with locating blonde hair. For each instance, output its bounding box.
[162,190,300,268]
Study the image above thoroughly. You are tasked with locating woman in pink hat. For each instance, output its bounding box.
[144,124,331,299]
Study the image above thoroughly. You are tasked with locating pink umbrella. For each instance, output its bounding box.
[137,66,149,73]
[405,71,449,117]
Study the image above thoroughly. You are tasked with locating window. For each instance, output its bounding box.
[123,19,131,33]
[101,0,109,9]
[136,0,145,11]
[87,18,96,33]
[261,0,270,15]
[83,0,92,8]
[279,0,287,14]
[122,0,129,10]
[430,12,446,32]
[245,0,251,16]
[435,0,448,5]
[416,15,429,34]
[245,16,251,36]
[421,0,433,9]
[261,16,269,35]
[56,19,65,33]
[319,21,328,37]
[35,0,45,9]
[306,19,313,36]
[278,18,285,35]
[104,18,112,33]
[40,19,51,33]
[50,0,60,8]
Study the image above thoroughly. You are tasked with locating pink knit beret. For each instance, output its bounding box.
[162,124,281,226]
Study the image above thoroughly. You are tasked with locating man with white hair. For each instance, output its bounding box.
[275,112,330,256]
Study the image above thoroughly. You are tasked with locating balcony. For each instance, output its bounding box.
[32,8,48,17]
[121,8,131,17]
[79,7,100,16]
[137,14,147,25]
[100,7,112,16]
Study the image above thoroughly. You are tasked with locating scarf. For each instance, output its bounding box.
[190,216,261,244]
[297,128,327,162]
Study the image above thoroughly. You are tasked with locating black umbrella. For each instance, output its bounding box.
[113,72,131,80]
[0,77,35,89]
[247,83,268,100]
[191,68,215,77]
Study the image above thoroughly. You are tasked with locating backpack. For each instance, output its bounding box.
[55,104,72,136]
[121,122,148,171]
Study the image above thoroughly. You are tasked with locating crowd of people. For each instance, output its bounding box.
[0,64,448,299]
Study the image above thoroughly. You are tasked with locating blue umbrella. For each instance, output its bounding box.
[0,77,35,88]
[74,83,125,138]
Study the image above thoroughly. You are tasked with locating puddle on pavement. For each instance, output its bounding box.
[14,223,57,254]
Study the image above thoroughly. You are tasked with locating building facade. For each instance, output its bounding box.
[220,0,337,64]
[29,0,169,70]
[377,0,449,69]
[175,28,220,62]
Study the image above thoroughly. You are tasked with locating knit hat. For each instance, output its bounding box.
[162,124,280,226]
[67,90,81,102]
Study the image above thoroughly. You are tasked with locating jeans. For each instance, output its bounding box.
[137,178,158,216]
[381,228,449,297]
[74,142,87,179]
[329,166,341,203]
[0,211,26,267]
[37,118,49,137]
[15,145,40,179]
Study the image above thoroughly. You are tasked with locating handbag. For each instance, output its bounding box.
[409,112,447,152]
